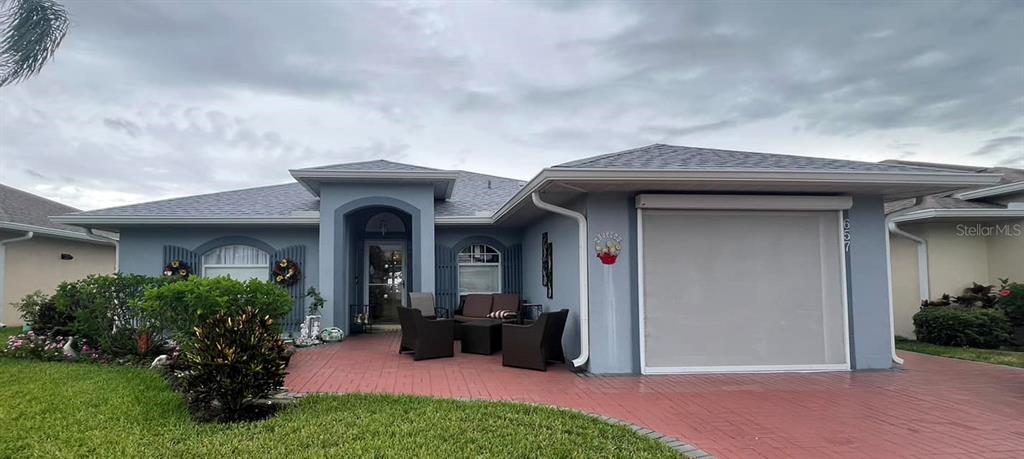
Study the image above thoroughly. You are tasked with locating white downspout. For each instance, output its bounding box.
[885,221,928,366]
[1,231,35,325]
[531,192,590,369]
[887,222,929,301]
[87,228,120,271]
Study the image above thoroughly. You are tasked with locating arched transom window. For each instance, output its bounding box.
[202,244,270,281]
[457,244,501,294]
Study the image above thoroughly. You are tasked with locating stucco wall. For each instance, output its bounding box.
[118,226,319,280]
[585,192,638,374]
[887,218,1023,340]
[888,233,921,338]
[847,195,894,370]
[985,218,1024,283]
[318,183,435,331]
[922,222,991,296]
[522,201,582,362]
[2,234,115,325]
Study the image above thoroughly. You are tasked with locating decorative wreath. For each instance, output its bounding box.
[163,260,192,280]
[273,258,301,286]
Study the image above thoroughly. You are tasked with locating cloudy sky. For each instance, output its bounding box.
[1,0,1021,210]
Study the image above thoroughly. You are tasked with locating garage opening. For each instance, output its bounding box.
[638,196,850,374]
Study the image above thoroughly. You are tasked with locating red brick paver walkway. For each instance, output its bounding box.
[286,332,1024,458]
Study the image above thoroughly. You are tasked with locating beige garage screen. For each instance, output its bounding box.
[641,210,848,372]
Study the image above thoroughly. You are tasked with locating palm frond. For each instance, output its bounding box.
[0,0,69,87]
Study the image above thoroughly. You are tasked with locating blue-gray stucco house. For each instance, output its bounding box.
[52,144,999,375]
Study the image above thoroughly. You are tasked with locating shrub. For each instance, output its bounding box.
[142,277,292,341]
[913,306,1012,349]
[177,308,288,421]
[996,279,1024,326]
[952,282,999,308]
[14,291,73,336]
[52,274,172,356]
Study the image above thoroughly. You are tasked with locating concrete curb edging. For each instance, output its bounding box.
[292,390,715,458]
[580,411,715,458]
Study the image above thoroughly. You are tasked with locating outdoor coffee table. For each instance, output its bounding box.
[460,320,502,355]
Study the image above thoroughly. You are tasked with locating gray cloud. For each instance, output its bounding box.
[971,136,1022,157]
[0,0,1021,209]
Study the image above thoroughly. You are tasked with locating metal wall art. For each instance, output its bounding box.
[541,232,553,299]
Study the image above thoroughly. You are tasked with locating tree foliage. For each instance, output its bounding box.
[0,0,69,86]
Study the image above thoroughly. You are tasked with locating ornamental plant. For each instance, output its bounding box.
[142,277,292,342]
[178,308,289,421]
[2,331,70,361]
[996,278,1024,326]
[305,286,325,316]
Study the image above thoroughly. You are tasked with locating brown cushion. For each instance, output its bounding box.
[462,294,492,317]
[491,293,520,313]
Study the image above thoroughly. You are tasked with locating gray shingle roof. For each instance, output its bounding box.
[882,160,1023,216]
[436,171,525,217]
[556,144,953,173]
[69,183,319,218]
[66,163,524,219]
[293,159,440,172]
[0,183,84,233]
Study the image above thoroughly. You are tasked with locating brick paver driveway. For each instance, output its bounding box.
[286,332,1024,458]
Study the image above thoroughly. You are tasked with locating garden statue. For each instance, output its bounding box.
[151,355,169,368]
[62,339,77,360]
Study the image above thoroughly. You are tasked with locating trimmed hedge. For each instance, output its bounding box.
[142,277,292,341]
[913,306,1012,349]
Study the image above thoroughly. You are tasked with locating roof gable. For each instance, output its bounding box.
[292,159,440,173]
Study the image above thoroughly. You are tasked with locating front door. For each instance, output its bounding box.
[364,240,406,324]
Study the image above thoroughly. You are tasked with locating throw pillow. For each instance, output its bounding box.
[487,309,518,320]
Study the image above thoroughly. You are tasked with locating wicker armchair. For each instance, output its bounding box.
[408,292,447,319]
[501,309,568,371]
[397,306,454,361]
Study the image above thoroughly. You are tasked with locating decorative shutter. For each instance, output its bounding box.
[272,245,306,335]
[502,243,522,295]
[163,245,201,277]
[435,244,457,315]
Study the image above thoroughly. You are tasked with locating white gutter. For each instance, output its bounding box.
[531,192,590,369]
[1,221,113,245]
[955,181,1024,200]
[0,231,34,325]
[51,216,321,226]
[492,168,1000,225]
[889,208,1024,223]
[87,229,120,272]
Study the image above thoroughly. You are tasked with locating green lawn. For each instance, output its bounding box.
[896,340,1024,368]
[1,326,19,341]
[0,359,677,458]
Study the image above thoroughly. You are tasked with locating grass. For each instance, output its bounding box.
[896,340,1024,368]
[1,326,20,341]
[0,359,677,458]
